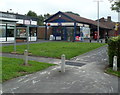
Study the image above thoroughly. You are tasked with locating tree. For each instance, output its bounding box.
[44,13,51,20]
[110,0,120,12]
[26,10,51,25]
[38,15,44,25]
[66,11,80,16]
[37,14,51,25]
[27,10,37,17]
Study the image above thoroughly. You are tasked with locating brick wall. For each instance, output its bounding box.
[37,27,53,39]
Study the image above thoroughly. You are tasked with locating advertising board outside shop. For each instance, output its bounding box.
[81,27,90,38]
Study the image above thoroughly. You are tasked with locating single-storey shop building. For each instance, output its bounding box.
[40,11,115,41]
[0,11,38,42]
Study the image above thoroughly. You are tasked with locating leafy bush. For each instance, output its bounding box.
[108,36,120,67]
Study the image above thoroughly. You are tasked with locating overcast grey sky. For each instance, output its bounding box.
[0,0,118,22]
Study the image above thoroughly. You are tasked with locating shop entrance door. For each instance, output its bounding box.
[61,27,67,40]
[53,27,67,40]
[66,27,74,41]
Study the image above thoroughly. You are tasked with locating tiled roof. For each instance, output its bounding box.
[63,12,111,29]
[99,17,116,30]
[45,11,112,29]
[100,21,115,29]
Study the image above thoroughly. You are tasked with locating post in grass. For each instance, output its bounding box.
[61,54,65,72]
[24,49,28,65]
[113,56,117,71]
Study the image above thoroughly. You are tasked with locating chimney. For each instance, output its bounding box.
[107,16,111,22]
[100,17,105,22]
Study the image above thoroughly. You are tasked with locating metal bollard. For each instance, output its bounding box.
[24,50,28,65]
[61,54,65,72]
[113,56,117,71]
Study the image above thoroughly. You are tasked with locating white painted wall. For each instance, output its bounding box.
[0,37,14,42]
[28,37,37,41]
[0,37,37,42]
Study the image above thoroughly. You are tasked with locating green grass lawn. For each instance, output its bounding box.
[1,57,55,82]
[105,67,120,77]
[1,42,106,59]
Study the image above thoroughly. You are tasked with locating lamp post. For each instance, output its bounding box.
[97,1,100,42]
[94,0,102,42]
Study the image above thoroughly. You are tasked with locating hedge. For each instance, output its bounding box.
[108,35,120,67]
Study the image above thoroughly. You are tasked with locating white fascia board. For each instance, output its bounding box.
[47,22,74,26]
[77,23,83,26]
[0,17,18,22]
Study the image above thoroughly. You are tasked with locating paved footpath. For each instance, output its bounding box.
[1,53,61,65]
[1,45,120,94]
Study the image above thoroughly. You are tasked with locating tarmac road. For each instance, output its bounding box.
[1,45,120,94]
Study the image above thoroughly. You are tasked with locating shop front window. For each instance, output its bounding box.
[0,25,6,37]
[30,28,36,37]
[7,26,14,37]
[76,27,80,36]
[81,27,90,38]
[52,27,63,36]
[67,27,74,36]
[16,28,26,38]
